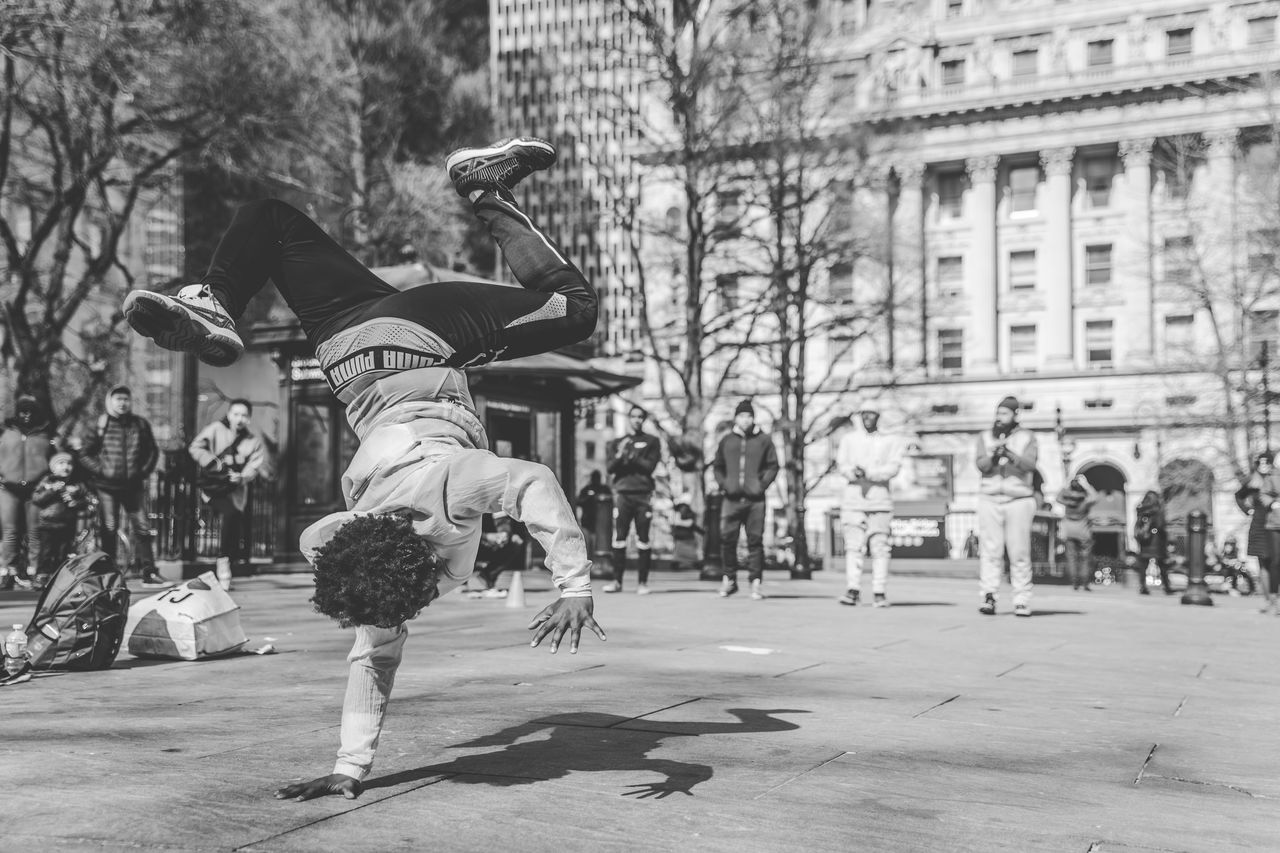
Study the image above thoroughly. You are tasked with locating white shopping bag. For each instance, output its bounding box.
[124,571,249,660]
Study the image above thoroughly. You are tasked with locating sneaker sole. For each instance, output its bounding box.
[123,291,243,367]
[446,137,556,194]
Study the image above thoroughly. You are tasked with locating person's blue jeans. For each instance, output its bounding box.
[720,498,766,583]
[0,488,40,574]
[98,486,156,573]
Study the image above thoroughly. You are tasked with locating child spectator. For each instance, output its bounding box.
[31,452,94,585]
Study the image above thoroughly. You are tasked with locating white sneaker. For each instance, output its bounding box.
[123,284,243,367]
[480,588,508,599]
[750,579,765,600]
[602,581,622,593]
[636,584,651,595]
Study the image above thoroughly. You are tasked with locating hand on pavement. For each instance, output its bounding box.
[274,774,363,802]
[528,596,606,654]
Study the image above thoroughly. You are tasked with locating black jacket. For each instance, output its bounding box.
[713,427,779,502]
[32,473,94,527]
[77,413,158,492]
[607,431,661,494]
[0,414,56,498]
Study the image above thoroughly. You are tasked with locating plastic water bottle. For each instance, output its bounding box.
[4,624,27,676]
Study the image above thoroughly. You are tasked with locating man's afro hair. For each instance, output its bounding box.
[310,513,444,628]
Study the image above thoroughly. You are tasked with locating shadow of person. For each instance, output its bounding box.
[365,707,808,799]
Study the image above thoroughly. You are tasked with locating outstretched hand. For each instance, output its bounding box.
[528,596,606,654]
[622,780,695,799]
[274,774,362,802]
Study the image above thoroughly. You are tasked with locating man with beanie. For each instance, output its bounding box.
[713,399,779,600]
[836,402,907,607]
[0,395,57,589]
[73,386,162,586]
[975,395,1039,616]
[603,405,662,594]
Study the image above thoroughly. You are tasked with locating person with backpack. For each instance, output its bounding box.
[1133,489,1171,595]
[30,452,95,586]
[189,399,268,585]
[0,395,58,590]
[71,386,162,586]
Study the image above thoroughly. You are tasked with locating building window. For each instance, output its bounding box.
[1009,250,1036,291]
[585,441,597,460]
[1166,28,1193,57]
[1163,235,1194,286]
[1248,228,1278,282]
[715,190,742,237]
[941,59,965,86]
[938,328,964,375]
[1087,39,1114,68]
[945,0,964,18]
[1009,324,1037,373]
[1085,320,1114,368]
[1085,244,1112,286]
[1083,156,1114,207]
[1164,314,1195,359]
[1009,166,1039,213]
[1012,49,1038,77]
[937,256,964,298]
[1248,310,1279,366]
[717,273,740,312]
[937,172,964,218]
[829,261,855,303]
[1249,16,1277,45]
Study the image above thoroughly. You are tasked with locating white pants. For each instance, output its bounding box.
[843,510,892,594]
[977,495,1036,606]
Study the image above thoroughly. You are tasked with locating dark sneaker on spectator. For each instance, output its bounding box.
[979,593,997,615]
[447,137,556,199]
[873,593,889,608]
[718,576,739,598]
[1014,603,1032,617]
[123,284,243,367]
[141,572,169,588]
[838,589,860,606]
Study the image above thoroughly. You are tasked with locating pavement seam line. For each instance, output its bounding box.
[1173,696,1188,717]
[607,696,702,728]
[773,663,824,678]
[752,751,848,800]
[1150,774,1261,798]
[995,662,1025,678]
[912,694,960,718]
[1133,743,1159,785]
[874,638,908,650]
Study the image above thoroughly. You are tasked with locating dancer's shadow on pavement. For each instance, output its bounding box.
[365,707,808,799]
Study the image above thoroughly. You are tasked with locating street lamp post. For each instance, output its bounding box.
[1055,405,1075,479]
[1261,341,1273,450]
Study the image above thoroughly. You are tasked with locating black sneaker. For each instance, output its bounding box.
[978,593,997,615]
[838,589,860,606]
[141,572,169,588]
[123,284,243,367]
[446,137,556,198]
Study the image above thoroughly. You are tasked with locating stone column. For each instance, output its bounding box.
[1040,146,1075,370]
[1119,138,1154,364]
[965,155,999,373]
[893,162,926,378]
[1204,129,1238,287]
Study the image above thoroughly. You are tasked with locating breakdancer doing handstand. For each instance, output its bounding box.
[123,137,606,801]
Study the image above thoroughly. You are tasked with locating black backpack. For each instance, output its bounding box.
[24,550,130,670]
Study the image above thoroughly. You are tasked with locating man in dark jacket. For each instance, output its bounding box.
[0,395,57,589]
[73,385,162,586]
[1133,489,1171,595]
[604,405,662,594]
[712,399,779,600]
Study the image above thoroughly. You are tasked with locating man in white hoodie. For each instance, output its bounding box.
[121,138,606,801]
[836,404,907,607]
[975,395,1039,617]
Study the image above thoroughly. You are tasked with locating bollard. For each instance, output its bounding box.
[1181,510,1213,607]
[700,492,724,581]
[590,489,614,580]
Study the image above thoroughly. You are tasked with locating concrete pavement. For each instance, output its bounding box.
[2,567,1277,852]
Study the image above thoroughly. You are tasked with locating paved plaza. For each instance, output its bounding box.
[2,567,1277,852]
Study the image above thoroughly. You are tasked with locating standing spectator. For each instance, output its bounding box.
[835,403,907,608]
[604,405,661,595]
[73,385,162,586]
[712,399,779,600]
[0,395,57,589]
[975,396,1039,617]
[469,512,526,599]
[1238,452,1272,609]
[670,493,704,572]
[1245,454,1280,615]
[574,470,610,558]
[30,452,93,585]
[189,399,268,586]
[962,529,981,559]
[1057,475,1098,591]
[1133,489,1172,595]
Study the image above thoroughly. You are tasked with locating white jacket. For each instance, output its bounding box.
[836,428,906,513]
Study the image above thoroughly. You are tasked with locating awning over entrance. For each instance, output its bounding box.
[468,350,639,398]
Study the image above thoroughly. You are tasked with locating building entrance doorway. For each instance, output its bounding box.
[1079,462,1128,576]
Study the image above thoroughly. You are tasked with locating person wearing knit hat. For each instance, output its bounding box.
[0,394,55,590]
[974,395,1040,616]
[31,449,93,585]
[712,400,779,600]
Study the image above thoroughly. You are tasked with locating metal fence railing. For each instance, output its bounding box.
[148,450,278,563]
